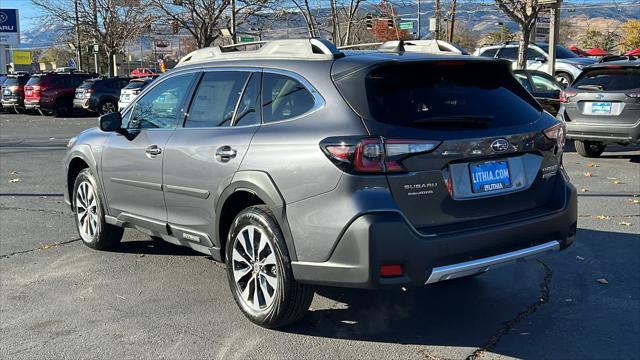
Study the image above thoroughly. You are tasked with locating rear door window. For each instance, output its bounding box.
[185,71,249,128]
[479,48,498,58]
[573,68,640,91]
[497,47,517,60]
[262,73,315,123]
[234,73,261,127]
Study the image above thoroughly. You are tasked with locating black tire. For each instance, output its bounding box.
[226,205,314,328]
[99,100,118,115]
[53,100,71,117]
[555,72,573,88]
[574,140,606,158]
[72,168,124,250]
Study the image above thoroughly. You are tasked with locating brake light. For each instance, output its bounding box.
[559,90,577,103]
[626,92,640,98]
[322,137,441,174]
[543,122,566,147]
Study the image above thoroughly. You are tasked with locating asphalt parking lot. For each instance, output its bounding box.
[0,112,638,359]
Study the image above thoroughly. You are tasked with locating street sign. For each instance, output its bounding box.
[13,50,30,65]
[535,11,551,42]
[240,36,254,43]
[399,22,413,30]
[429,18,437,31]
[0,9,20,45]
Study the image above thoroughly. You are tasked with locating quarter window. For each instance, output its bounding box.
[126,73,194,129]
[186,71,249,128]
[262,73,315,123]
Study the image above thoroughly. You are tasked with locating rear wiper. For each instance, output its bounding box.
[412,116,493,128]
[577,84,604,91]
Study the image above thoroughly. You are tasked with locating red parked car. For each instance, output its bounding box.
[130,67,158,77]
[24,72,93,117]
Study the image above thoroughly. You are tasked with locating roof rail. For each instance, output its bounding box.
[337,42,383,50]
[176,38,344,67]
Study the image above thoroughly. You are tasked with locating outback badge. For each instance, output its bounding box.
[490,138,510,153]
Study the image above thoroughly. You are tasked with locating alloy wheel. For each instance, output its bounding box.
[231,225,279,312]
[75,181,99,242]
[101,102,117,115]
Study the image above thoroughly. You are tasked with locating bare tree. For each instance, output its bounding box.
[32,0,150,74]
[292,0,318,38]
[495,0,542,69]
[331,0,367,46]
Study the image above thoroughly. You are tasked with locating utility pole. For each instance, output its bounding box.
[548,0,562,77]
[417,0,421,39]
[74,0,83,71]
[435,0,441,40]
[447,0,457,42]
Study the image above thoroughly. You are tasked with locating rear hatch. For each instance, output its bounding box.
[75,79,95,100]
[2,76,27,100]
[562,66,640,125]
[331,58,565,232]
[24,75,44,101]
[120,79,148,103]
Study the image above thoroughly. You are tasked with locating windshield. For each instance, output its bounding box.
[334,61,542,129]
[538,44,579,59]
[574,68,640,91]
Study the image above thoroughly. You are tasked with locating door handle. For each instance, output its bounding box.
[145,145,162,158]
[215,146,237,162]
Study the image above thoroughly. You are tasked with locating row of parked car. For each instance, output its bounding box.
[0,71,156,117]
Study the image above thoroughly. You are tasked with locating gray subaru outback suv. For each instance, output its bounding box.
[64,39,577,328]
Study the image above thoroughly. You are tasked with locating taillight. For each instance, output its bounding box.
[543,122,566,147]
[626,92,640,98]
[559,90,577,103]
[322,137,441,174]
[132,89,141,95]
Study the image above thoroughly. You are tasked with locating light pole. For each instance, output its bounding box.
[230,0,237,44]
[417,0,421,39]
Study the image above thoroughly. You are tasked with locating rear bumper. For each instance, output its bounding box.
[565,120,640,144]
[1,98,23,108]
[292,176,577,289]
[24,99,40,109]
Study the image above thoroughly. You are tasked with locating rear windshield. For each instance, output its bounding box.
[334,61,542,129]
[3,77,26,86]
[78,80,95,89]
[124,80,148,89]
[26,76,42,86]
[573,68,640,91]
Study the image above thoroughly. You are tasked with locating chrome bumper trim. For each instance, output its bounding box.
[425,240,560,284]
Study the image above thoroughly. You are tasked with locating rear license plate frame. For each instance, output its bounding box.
[469,160,512,194]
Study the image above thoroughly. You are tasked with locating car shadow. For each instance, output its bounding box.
[279,228,639,359]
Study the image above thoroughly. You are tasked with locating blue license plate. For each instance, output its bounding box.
[470,160,511,193]
[591,102,611,114]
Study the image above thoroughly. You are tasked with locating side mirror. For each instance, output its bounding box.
[534,57,547,63]
[99,112,122,132]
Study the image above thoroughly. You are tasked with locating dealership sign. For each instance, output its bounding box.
[0,9,20,45]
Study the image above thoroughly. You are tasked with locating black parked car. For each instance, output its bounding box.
[558,59,640,157]
[73,77,131,115]
[514,70,563,116]
[1,72,31,113]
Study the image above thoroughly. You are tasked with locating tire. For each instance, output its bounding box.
[574,140,606,158]
[555,72,573,88]
[72,168,124,250]
[226,205,314,328]
[53,101,71,117]
[99,100,118,115]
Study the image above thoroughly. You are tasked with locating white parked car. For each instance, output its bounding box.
[118,77,154,111]
[473,42,597,86]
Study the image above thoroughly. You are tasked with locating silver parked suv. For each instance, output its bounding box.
[64,39,577,328]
